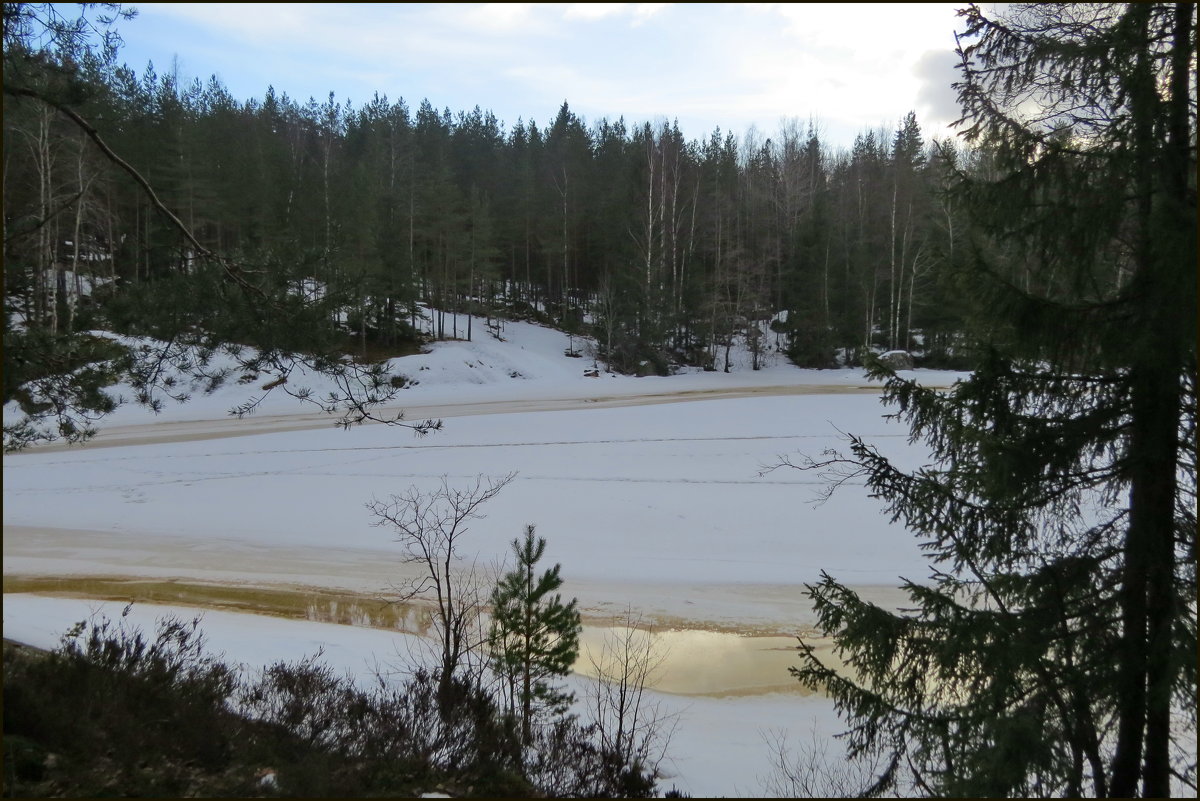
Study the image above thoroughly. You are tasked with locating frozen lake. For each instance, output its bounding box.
[3,318,962,795]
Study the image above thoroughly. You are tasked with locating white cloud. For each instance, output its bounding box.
[720,3,962,141]
[562,2,669,25]
[459,3,540,33]
[564,3,630,21]
[139,2,316,41]
[914,48,963,129]
[121,2,970,147]
[632,4,670,23]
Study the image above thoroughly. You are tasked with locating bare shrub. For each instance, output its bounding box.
[585,610,679,791]
[239,650,366,752]
[759,725,893,798]
[3,608,246,795]
[367,472,516,699]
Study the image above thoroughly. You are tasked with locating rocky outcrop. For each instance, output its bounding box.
[878,350,914,371]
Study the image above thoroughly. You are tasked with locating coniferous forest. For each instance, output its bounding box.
[3,3,1197,798]
[3,3,983,450]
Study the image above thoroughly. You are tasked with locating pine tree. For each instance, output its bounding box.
[488,525,582,745]
[783,3,1196,796]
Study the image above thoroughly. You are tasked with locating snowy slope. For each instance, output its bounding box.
[4,313,966,432]
[3,312,972,797]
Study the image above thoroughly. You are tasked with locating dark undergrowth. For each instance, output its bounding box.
[2,609,663,798]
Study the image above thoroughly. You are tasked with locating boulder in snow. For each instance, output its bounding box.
[878,350,914,371]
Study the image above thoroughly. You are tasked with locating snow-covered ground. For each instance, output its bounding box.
[3,593,846,797]
[3,316,968,796]
[26,313,962,433]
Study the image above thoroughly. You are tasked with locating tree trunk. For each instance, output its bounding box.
[1141,5,1193,796]
[889,181,898,350]
[1110,6,1189,795]
[522,558,534,744]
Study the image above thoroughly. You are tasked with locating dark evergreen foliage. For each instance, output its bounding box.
[489,525,582,745]
[4,3,975,449]
[781,3,1197,796]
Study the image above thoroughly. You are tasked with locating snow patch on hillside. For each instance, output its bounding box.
[5,310,968,434]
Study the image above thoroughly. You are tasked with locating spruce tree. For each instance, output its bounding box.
[488,525,582,745]
[784,4,1196,796]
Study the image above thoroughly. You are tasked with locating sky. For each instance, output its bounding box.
[110,3,968,149]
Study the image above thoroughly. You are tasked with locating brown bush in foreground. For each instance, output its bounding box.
[2,609,660,797]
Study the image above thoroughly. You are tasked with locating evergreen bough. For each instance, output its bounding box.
[488,525,582,745]
[784,4,1196,797]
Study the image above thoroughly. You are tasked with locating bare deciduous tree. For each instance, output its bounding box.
[584,610,678,786]
[367,472,516,700]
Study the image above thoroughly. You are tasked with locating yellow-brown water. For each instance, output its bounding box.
[3,575,425,631]
[4,575,838,697]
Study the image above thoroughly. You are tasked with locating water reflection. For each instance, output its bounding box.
[575,626,813,696]
[4,576,839,697]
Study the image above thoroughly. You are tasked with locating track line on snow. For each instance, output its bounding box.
[3,432,908,466]
[11,383,887,452]
[210,470,857,487]
[5,469,854,493]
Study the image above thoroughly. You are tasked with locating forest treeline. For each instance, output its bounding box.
[5,35,975,377]
[5,6,1196,797]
